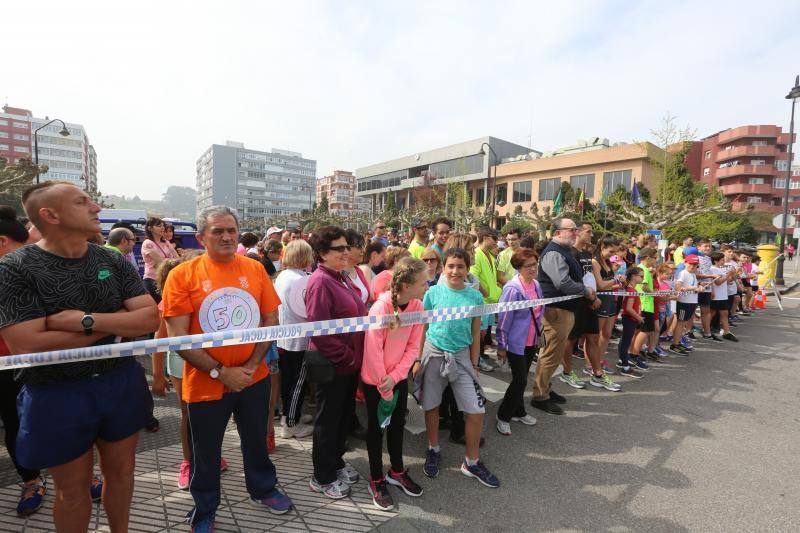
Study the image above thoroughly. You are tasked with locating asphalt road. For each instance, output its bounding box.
[343,296,800,533]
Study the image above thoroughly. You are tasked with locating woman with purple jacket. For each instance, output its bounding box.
[495,248,543,436]
[306,226,368,500]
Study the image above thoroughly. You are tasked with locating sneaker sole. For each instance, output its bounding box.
[249,497,292,515]
[510,417,537,426]
[589,380,621,392]
[496,423,512,436]
[423,468,439,479]
[370,496,395,511]
[559,377,586,389]
[620,372,644,379]
[385,476,424,497]
[460,464,499,488]
[308,481,349,499]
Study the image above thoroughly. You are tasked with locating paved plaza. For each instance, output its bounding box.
[1,289,799,532]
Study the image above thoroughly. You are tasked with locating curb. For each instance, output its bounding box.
[779,281,800,295]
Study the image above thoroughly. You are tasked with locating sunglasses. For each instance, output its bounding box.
[328,245,352,253]
[423,257,439,263]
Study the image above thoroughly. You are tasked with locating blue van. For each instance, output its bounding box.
[99,218,201,277]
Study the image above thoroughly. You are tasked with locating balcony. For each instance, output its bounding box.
[715,145,776,162]
[720,183,773,196]
[718,125,781,145]
[730,201,782,213]
[716,164,775,179]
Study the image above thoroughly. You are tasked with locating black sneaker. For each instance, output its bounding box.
[687,331,697,340]
[645,351,661,362]
[368,479,394,511]
[386,469,423,497]
[722,332,739,342]
[619,366,644,379]
[549,390,567,404]
[530,399,564,415]
[669,344,687,355]
[708,334,724,343]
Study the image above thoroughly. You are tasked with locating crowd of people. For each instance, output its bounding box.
[0,180,766,532]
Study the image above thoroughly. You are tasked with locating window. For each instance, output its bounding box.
[12,122,27,129]
[704,150,712,160]
[751,159,766,166]
[746,196,762,203]
[774,178,786,188]
[0,131,7,138]
[12,133,28,141]
[512,181,532,202]
[602,169,632,192]
[703,167,710,177]
[0,144,9,151]
[791,208,800,216]
[752,140,768,146]
[475,187,485,206]
[0,119,7,125]
[495,184,507,205]
[13,146,29,153]
[748,177,765,185]
[776,160,789,171]
[791,180,800,189]
[569,173,595,197]
[538,178,560,201]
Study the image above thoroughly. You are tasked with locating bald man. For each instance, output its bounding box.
[105,227,136,256]
[0,181,159,531]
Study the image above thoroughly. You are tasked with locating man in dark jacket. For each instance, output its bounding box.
[532,218,596,415]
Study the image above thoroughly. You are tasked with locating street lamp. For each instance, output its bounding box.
[478,142,499,228]
[34,118,70,184]
[776,75,800,285]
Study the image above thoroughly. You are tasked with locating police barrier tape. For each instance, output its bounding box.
[0,290,694,371]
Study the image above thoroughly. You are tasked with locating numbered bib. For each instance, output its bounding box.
[198,287,260,333]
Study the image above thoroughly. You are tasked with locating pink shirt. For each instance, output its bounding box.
[520,278,539,347]
[361,292,424,399]
[142,238,178,280]
[370,269,393,301]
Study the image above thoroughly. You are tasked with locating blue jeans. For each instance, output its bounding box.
[186,377,277,525]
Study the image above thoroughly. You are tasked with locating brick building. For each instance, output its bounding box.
[316,170,357,215]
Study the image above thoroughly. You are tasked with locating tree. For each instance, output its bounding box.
[161,186,197,218]
[648,111,697,199]
[317,194,329,214]
[662,211,756,243]
[0,157,38,202]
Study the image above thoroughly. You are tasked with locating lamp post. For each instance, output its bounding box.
[478,142,499,228]
[776,75,800,286]
[33,118,71,184]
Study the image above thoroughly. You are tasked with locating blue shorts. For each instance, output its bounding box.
[16,359,153,470]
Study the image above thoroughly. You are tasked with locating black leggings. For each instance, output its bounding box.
[0,372,40,482]
[618,316,638,365]
[278,348,307,425]
[363,380,408,481]
[497,346,537,422]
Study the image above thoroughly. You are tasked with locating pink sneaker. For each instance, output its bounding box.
[220,457,228,472]
[178,460,190,490]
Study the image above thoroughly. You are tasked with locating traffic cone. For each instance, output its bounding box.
[755,290,766,309]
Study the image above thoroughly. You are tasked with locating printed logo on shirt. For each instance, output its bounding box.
[202,280,213,293]
[97,269,111,280]
[239,276,249,289]
[198,287,260,333]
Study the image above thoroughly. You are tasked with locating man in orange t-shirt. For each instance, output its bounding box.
[163,206,292,528]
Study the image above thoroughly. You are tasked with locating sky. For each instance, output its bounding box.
[5,0,800,199]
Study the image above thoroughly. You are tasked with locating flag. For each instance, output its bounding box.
[631,182,645,208]
[552,188,563,216]
[577,189,585,213]
[599,187,608,210]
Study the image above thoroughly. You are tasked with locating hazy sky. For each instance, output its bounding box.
[5,0,799,199]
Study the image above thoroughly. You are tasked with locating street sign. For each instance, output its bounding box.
[772,213,797,229]
[646,229,662,238]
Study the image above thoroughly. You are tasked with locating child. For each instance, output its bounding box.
[361,257,427,510]
[749,256,761,310]
[617,267,645,378]
[416,248,499,488]
[671,254,703,355]
[653,264,675,355]
[632,247,659,363]
[709,252,738,342]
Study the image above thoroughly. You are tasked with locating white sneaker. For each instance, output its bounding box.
[281,417,314,439]
[497,360,511,372]
[511,414,537,426]
[496,418,512,436]
[336,463,360,484]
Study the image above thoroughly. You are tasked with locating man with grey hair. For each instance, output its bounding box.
[163,204,293,528]
[532,217,596,415]
[105,227,136,257]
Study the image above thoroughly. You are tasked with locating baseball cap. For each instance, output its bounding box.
[610,255,625,264]
[684,254,700,264]
[266,226,283,238]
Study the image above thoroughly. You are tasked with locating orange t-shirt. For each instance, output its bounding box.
[161,254,281,403]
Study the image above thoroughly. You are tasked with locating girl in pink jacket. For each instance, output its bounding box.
[361,257,428,511]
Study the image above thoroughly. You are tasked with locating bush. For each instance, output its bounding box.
[663,212,756,243]
[500,218,533,235]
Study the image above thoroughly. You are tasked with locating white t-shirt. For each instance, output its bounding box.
[709,266,729,301]
[751,264,760,283]
[676,270,698,303]
[698,255,713,293]
[724,261,738,295]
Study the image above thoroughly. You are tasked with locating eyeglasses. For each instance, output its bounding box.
[423,258,439,263]
[521,263,538,270]
[328,245,352,253]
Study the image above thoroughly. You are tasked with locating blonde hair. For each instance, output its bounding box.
[282,239,313,269]
[443,232,475,256]
[388,257,427,330]
[420,247,441,272]
[384,246,410,269]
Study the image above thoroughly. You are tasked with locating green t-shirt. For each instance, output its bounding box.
[497,247,515,280]
[408,239,427,259]
[423,283,484,353]
[635,263,654,313]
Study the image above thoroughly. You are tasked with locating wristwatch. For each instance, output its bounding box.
[81,314,95,336]
[209,363,224,379]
